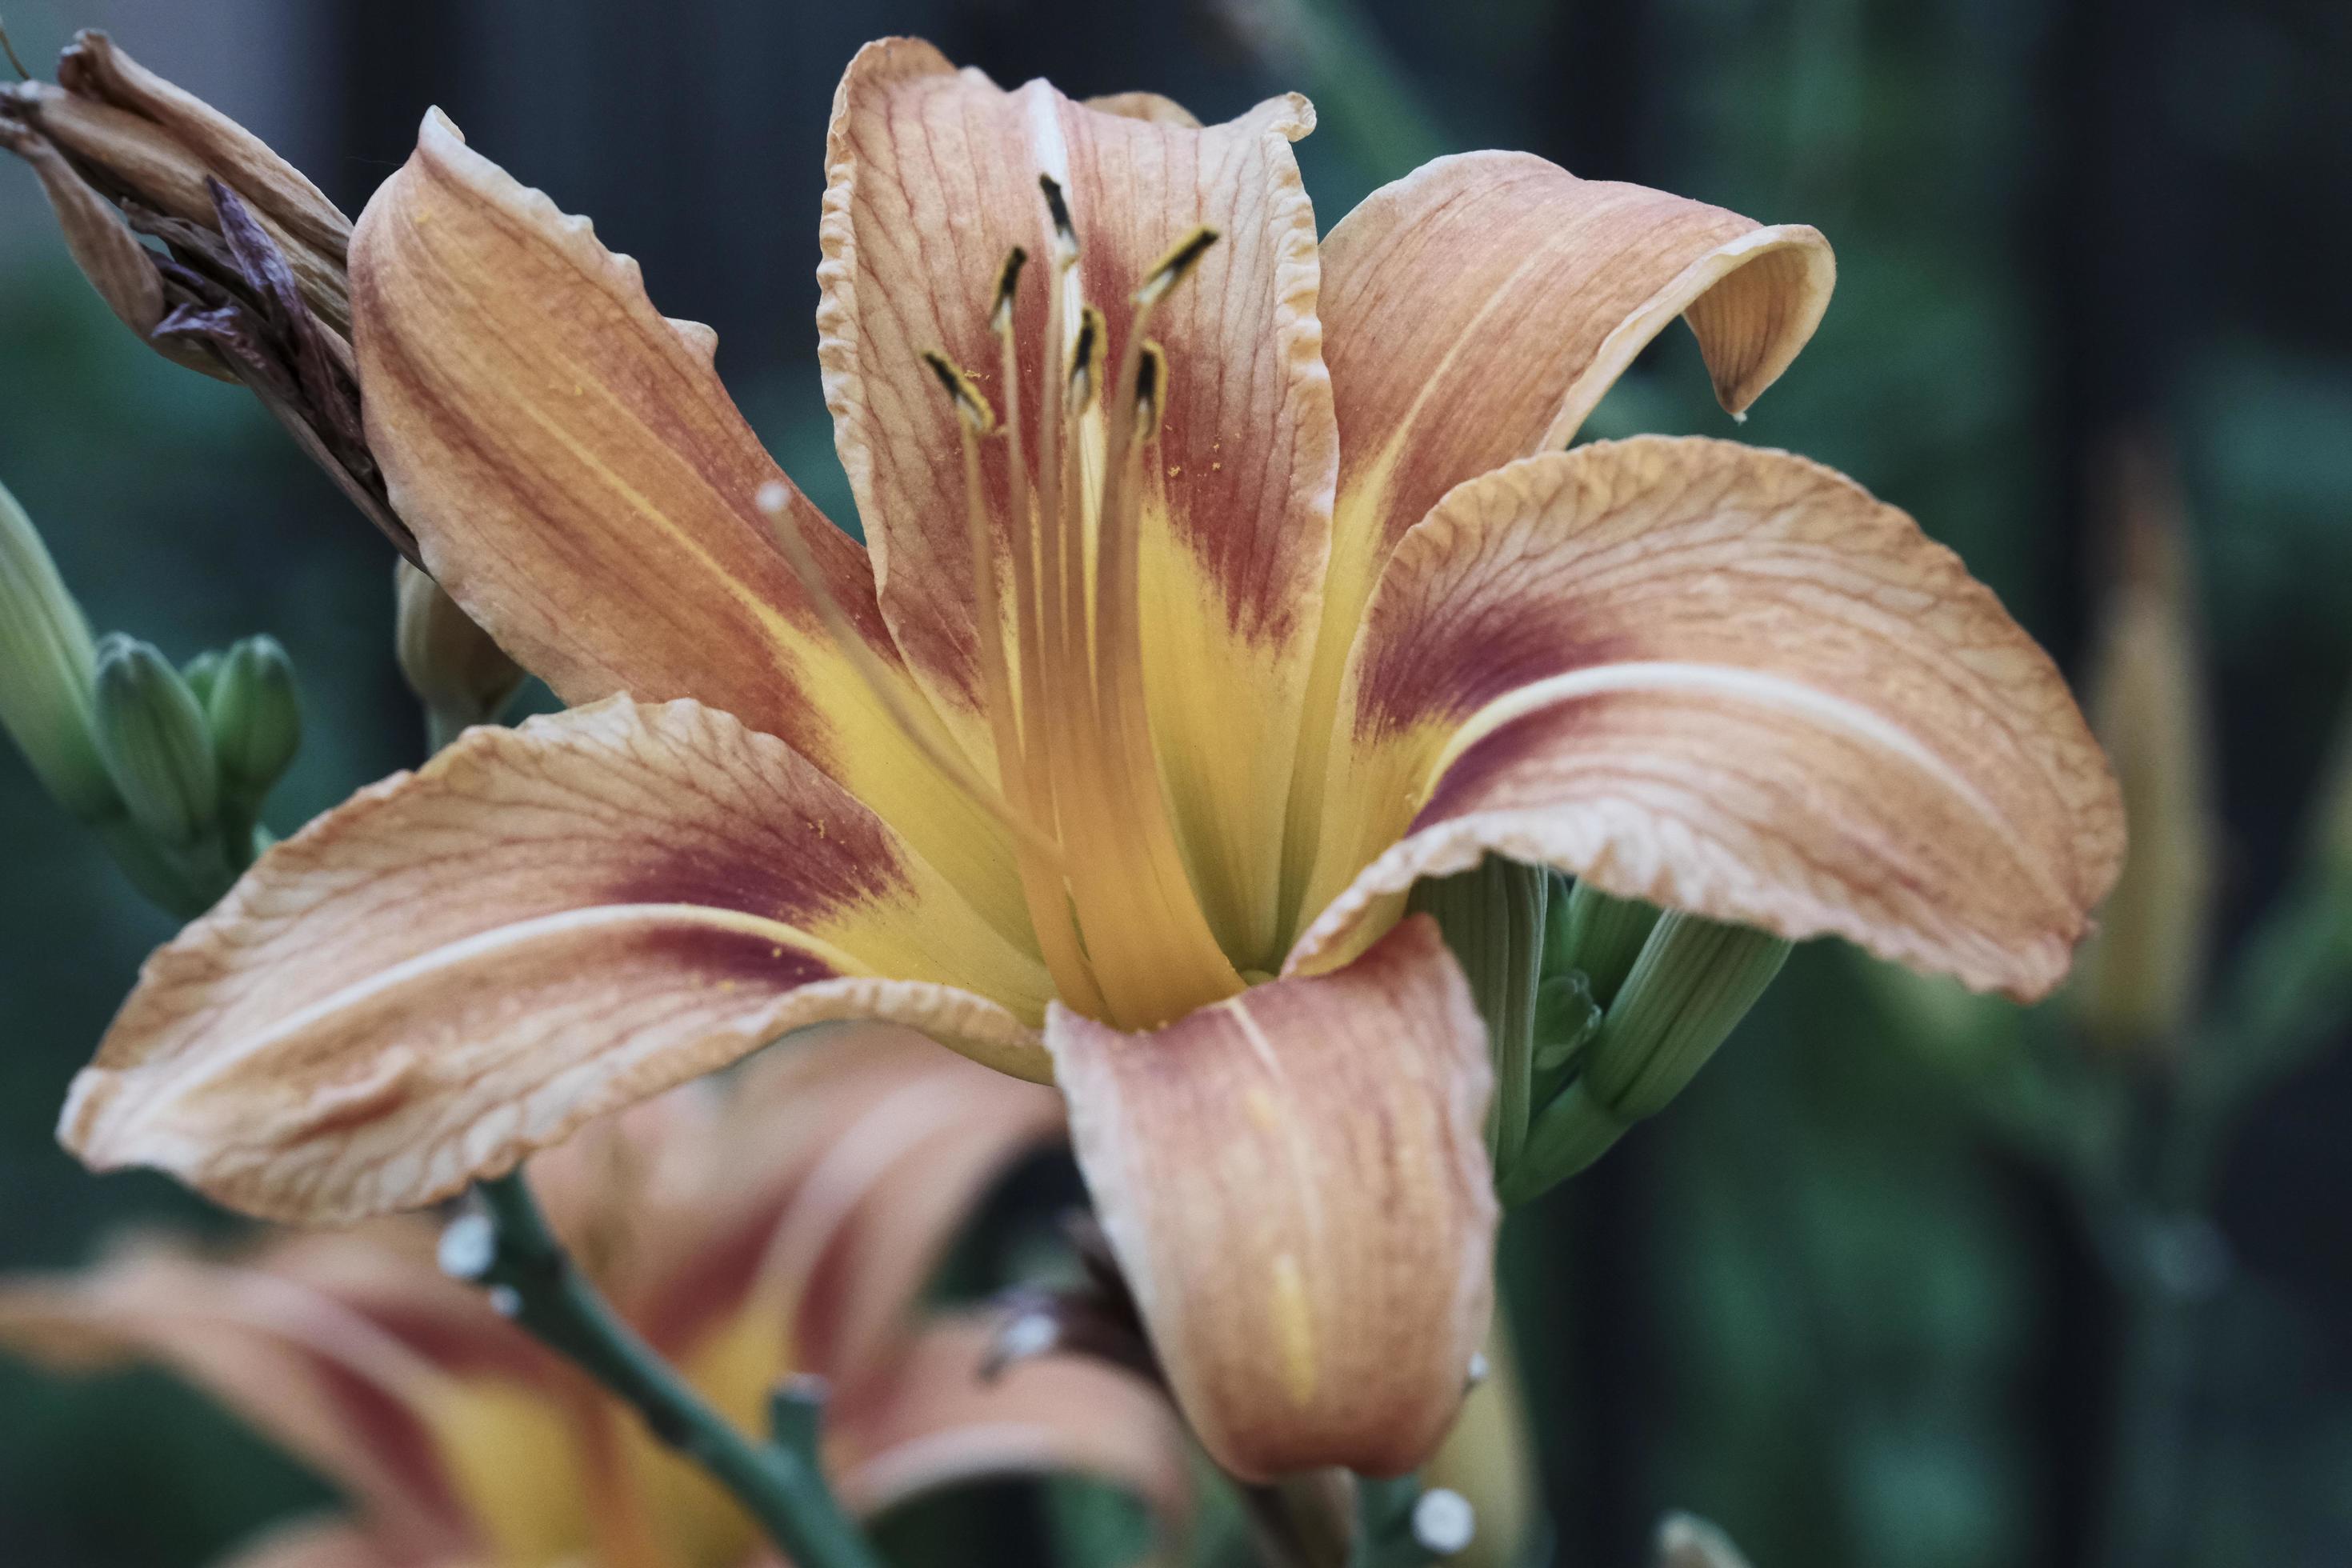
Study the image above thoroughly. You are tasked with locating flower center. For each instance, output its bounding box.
[770,179,1245,1031]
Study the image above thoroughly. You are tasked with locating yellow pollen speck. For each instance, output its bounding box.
[1167,464,1182,478]
[1269,1254,1318,1406]
[717,979,737,994]
[770,945,785,959]
[1243,1085,1282,1131]
[1210,462,1222,471]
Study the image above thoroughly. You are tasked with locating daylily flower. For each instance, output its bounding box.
[53,38,2123,1482]
[6,1026,1188,1567]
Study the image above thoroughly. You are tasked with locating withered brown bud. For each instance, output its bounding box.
[395,561,526,750]
[58,30,350,265]
[0,111,219,374]
[2,33,348,330]
[0,31,411,558]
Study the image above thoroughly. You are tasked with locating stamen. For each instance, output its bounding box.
[1043,224,1244,1026]
[1067,306,1106,415]
[921,350,995,434]
[1136,225,1220,306]
[1038,174,1078,263]
[927,341,1107,1018]
[990,247,1027,334]
[1133,341,1167,436]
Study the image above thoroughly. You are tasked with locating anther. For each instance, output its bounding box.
[1038,174,1078,262]
[1136,225,1220,305]
[990,247,1028,334]
[921,349,996,434]
[1068,306,1107,414]
[1134,342,1167,436]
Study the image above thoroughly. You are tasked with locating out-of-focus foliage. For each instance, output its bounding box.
[2,0,2349,1565]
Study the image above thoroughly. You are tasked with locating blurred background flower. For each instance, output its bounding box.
[2,0,2348,1565]
[0,1025,1190,1566]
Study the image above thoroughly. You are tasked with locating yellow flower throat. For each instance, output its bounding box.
[765,178,1245,1031]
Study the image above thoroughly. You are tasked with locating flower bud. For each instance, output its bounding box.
[91,634,219,849]
[1,32,351,332]
[180,650,226,706]
[2070,434,2214,1053]
[0,475,115,820]
[1508,910,1790,1202]
[206,634,301,798]
[1410,855,1549,1176]
[56,30,350,270]
[1582,914,1791,1120]
[0,34,415,558]
[396,561,526,750]
[1550,878,1660,1007]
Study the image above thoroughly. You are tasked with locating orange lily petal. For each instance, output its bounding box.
[758,1039,1066,1394]
[1287,153,1833,927]
[833,1318,1191,1537]
[818,40,1335,963]
[1295,438,2124,1001]
[615,1027,1062,1389]
[0,1243,468,1554]
[350,110,1022,933]
[1048,916,1496,1482]
[1083,90,1205,128]
[59,698,1051,1223]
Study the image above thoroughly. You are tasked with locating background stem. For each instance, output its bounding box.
[473,1173,886,1568]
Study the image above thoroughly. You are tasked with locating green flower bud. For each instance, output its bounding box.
[0,474,115,819]
[206,634,301,797]
[1583,914,1790,1120]
[181,648,226,706]
[396,560,524,750]
[1508,910,1790,1202]
[1550,878,1660,1008]
[1410,855,1549,1176]
[91,634,218,848]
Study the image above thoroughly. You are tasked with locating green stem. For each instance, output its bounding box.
[2086,1077,2226,1568]
[471,1174,886,1568]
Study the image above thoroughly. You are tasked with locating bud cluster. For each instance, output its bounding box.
[1414,856,1792,1205]
[1,477,298,916]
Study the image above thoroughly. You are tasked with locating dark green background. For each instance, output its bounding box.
[3,0,2349,1563]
